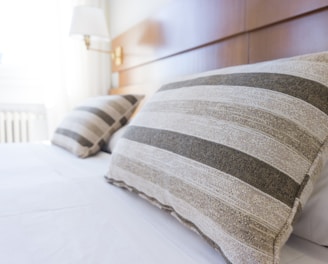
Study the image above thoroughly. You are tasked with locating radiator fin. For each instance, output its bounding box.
[0,104,48,143]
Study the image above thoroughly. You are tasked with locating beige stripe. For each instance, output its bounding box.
[109,164,272,263]
[77,96,136,120]
[149,86,328,141]
[143,100,320,161]
[170,204,274,264]
[170,176,276,261]
[83,96,133,108]
[132,112,310,184]
[67,111,112,132]
[59,119,101,144]
[108,100,128,115]
[109,163,168,204]
[109,172,274,263]
[67,115,104,137]
[114,138,290,229]
[107,96,138,111]
[77,105,122,122]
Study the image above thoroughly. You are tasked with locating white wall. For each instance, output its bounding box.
[0,0,112,138]
[0,0,62,105]
[108,0,172,38]
[0,0,111,106]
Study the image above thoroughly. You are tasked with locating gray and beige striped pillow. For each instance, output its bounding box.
[106,52,328,263]
[52,94,143,158]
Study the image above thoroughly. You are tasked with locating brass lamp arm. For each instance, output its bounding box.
[83,35,123,66]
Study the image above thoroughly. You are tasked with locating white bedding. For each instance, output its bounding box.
[0,143,327,264]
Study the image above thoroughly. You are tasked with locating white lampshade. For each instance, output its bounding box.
[69,6,109,40]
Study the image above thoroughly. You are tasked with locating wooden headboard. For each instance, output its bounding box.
[110,0,328,97]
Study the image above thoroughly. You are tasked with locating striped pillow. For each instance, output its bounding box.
[106,52,328,263]
[52,94,143,158]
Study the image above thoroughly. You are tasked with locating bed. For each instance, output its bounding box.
[1,141,328,264]
[1,1,328,264]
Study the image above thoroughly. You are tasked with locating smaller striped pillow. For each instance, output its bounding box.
[52,94,143,158]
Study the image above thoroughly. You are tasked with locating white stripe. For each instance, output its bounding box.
[151,85,328,141]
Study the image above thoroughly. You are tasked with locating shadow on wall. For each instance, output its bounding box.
[138,19,164,47]
[117,19,165,67]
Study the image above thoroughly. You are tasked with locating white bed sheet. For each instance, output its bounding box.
[0,143,327,264]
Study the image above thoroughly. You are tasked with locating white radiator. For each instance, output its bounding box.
[0,104,48,143]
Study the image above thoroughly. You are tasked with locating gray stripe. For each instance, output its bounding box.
[97,138,106,148]
[119,116,128,126]
[123,126,299,207]
[115,138,291,226]
[77,106,115,125]
[159,73,328,115]
[55,128,93,147]
[123,95,138,105]
[143,100,321,161]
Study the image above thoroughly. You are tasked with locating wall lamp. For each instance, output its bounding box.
[69,6,123,66]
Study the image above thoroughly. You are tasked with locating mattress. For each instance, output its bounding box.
[0,142,327,264]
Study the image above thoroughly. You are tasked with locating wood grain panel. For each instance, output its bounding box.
[110,0,328,98]
[118,34,248,87]
[249,8,328,63]
[246,0,328,30]
[112,0,245,72]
